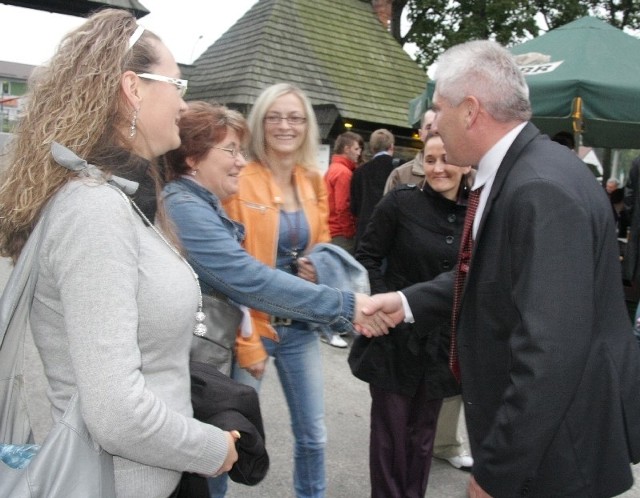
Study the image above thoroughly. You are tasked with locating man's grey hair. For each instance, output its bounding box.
[434,40,532,123]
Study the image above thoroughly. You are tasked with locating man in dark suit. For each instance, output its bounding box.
[350,128,396,249]
[361,40,640,497]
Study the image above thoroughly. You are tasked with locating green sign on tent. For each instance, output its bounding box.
[409,16,640,150]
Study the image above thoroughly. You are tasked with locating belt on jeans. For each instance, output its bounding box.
[270,316,293,326]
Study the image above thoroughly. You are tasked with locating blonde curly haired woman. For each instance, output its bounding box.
[0,9,237,497]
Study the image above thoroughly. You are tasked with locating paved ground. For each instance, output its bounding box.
[222,333,640,498]
[224,333,472,498]
[1,257,639,497]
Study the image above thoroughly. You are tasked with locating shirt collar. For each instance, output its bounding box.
[473,122,527,190]
[373,151,391,158]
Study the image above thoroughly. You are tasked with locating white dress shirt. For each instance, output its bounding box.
[472,121,527,238]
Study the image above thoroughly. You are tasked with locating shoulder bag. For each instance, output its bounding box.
[0,197,116,497]
[190,292,243,376]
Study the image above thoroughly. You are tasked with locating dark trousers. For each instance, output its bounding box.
[330,235,355,255]
[369,382,443,498]
[169,473,209,498]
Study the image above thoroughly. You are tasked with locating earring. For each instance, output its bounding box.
[129,109,138,138]
[190,169,197,176]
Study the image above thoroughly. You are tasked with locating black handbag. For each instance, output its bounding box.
[190,292,243,375]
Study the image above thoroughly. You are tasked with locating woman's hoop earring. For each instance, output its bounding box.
[129,109,138,138]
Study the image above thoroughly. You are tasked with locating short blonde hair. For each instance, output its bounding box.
[369,129,394,154]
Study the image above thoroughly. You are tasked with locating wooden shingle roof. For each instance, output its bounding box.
[185,0,426,143]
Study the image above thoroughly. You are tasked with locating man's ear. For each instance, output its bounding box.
[121,70,141,110]
[464,96,481,129]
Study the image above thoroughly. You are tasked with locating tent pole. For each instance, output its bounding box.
[571,97,583,154]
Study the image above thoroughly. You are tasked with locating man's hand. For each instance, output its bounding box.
[356,292,406,336]
[468,476,492,498]
[353,293,397,337]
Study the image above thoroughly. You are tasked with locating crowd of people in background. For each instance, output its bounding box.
[1,9,640,498]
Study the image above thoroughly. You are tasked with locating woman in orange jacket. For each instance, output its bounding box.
[222,83,335,498]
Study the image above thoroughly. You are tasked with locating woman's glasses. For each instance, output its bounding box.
[213,146,247,158]
[137,73,188,98]
[263,114,307,126]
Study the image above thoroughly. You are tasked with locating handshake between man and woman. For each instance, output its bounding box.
[353,292,406,337]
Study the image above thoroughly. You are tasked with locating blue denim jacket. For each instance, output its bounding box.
[162,178,355,331]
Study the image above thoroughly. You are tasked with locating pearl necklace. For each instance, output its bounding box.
[110,184,208,337]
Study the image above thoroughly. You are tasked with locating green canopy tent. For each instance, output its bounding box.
[408,16,640,150]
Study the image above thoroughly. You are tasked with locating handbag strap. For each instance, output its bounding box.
[0,203,53,348]
[0,193,56,444]
[0,142,104,444]
[0,144,88,344]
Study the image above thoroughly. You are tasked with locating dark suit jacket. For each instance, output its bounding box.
[350,153,396,247]
[623,156,640,284]
[403,123,640,497]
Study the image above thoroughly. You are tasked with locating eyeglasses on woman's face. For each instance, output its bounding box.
[263,114,307,126]
[137,73,188,98]
[212,145,247,158]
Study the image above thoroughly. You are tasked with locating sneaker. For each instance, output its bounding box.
[321,334,348,348]
[443,453,473,471]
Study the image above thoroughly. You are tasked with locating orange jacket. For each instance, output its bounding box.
[223,161,331,367]
[325,154,357,238]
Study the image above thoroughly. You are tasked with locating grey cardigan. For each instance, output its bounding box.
[29,179,227,497]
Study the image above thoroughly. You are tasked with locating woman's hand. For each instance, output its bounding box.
[296,257,317,282]
[244,358,268,380]
[212,431,240,476]
[352,293,397,337]
[468,476,493,498]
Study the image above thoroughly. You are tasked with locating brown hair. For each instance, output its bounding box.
[333,131,363,155]
[164,101,249,181]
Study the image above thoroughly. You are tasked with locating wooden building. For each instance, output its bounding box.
[184,0,427,160]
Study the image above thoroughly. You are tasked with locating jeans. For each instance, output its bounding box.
[208,324,327,498]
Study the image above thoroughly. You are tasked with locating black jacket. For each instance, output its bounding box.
[624,156,640,284]
[190,361,269,486]
[349,183,466,398]
[350,154,397,248]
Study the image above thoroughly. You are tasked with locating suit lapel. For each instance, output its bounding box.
[475,122,541,241]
